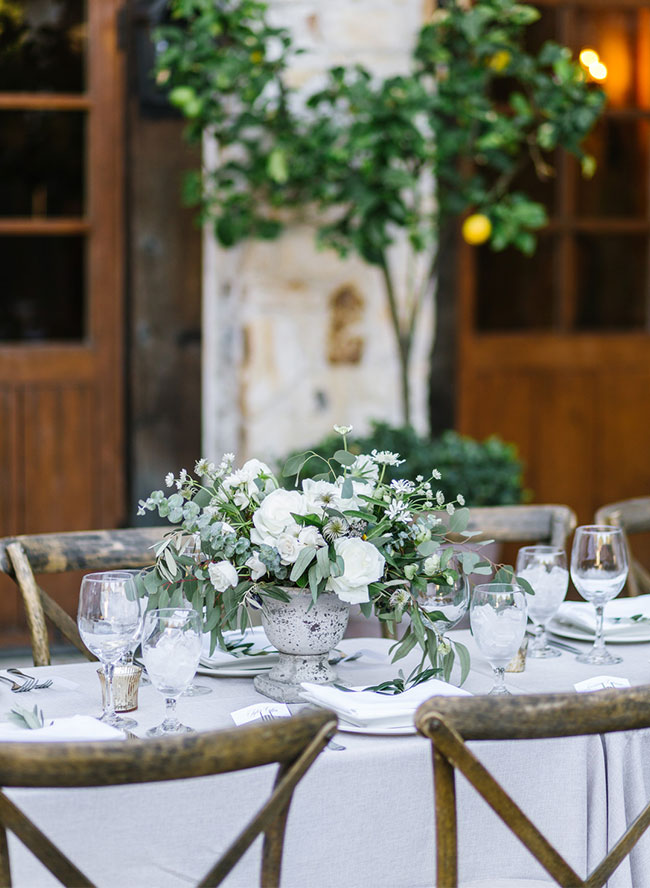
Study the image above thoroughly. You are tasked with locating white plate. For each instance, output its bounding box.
[198,626,278,677]
[548,619,650,644]
[337,720,416,736]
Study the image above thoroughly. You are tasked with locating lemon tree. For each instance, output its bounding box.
[155,0,605,427]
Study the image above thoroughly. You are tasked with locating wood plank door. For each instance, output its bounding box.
[458,0,650,528]
[0,0,126,633]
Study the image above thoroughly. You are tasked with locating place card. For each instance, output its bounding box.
[230,702,291,726]
[574,675,631,693]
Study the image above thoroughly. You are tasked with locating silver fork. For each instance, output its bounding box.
[0,675,36,693]
[7,668,53,690]
[260,711,346,751]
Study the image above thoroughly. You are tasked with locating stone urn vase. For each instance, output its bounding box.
[253,589,350,703]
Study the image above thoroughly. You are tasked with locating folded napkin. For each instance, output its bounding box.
[0,715,126,742]
[554,594,650,638]
[300,679,472,729]
[200,627,277,669]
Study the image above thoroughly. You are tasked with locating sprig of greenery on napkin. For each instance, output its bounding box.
[7,704,45,730]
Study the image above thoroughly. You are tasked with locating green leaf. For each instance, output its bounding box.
[515,574,535,596]
[282,453,307,478]
[334,449,356,466]
[340,478,354,499]
[448,507,470,534]
[390,630,418,662]
[8,704,45,730]
[289,546,317,582]
[316,545,331,579]
[267,147,288,184]
[453,641,471,685]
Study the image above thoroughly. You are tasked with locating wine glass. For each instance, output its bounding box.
[179,536,212,698]
[516,546,569,658]
[117,569,151,686]
[142,608,202,736]
[77,571,143,730]
[470,583,527,695]
[571,525,628,666]
[421,559,469,632]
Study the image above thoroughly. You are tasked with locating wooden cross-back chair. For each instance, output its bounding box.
[0,528,166,666]
[462,504,577,550]
[594,497,650,597]
[0,709,337,888]
[416,687,650,888]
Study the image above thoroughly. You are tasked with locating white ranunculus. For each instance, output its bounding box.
[276,532,304,565]
[298,526,326,548]
[327,537,385,604]
[245,552,267,581]
[250,489,307,546]
[208,560,238,593]
[223,458,277,503]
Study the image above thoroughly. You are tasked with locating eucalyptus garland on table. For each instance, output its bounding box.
[137,427,531,686]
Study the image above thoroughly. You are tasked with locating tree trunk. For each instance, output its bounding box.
[429,220,459,436]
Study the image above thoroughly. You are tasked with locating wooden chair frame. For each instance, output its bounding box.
[595,497,650,597]
[416,687,650,887]
[0,708,337,888]
[0,528,166,666]
[462,504,577,549]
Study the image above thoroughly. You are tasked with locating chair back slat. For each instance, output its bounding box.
[0,528,167,665]
[465,504,577,547]
[416,686,650,888]
[594,497,650,597]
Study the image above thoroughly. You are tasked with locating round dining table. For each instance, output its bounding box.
[3,628,650,888]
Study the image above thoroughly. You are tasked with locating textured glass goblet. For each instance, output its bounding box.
[516,546,568,658]
[571,525,628,666]
[179,536,212,697]
[421,563,470,633]
[142,608,202,736]
[470,584,527,695]
[77,571,142,730]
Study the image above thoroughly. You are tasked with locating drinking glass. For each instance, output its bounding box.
[179,536,212,698]
[422,560,470,632]
[571,525,628,666]
[470,583,527,695]
[77,571,143,730]
[142,608,202,736]
[117,569,151,686]
[516,546,569,658]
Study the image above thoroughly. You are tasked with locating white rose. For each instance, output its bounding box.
[250,489,307,545]
[245,552,267,581]
[298,526,326,548]
[276,532,304,565]
[327,538,385,604]
[208,560,238,593]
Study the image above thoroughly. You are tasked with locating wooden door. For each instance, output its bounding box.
[0,0,126,632]
[458,0,650,528]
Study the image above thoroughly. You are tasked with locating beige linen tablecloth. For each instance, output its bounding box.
[4,630,650,888]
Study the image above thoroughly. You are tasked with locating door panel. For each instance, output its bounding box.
[458,0,650,548]
[0,0,125,637]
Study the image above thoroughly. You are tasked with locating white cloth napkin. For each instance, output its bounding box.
[0,715,126,742]
[554,595,650,638]
[300,679,472,729]
[200,627,277,670]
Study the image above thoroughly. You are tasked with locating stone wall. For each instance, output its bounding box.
[202,0,433,469]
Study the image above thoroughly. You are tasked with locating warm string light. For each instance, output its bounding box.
[579,47,608,82]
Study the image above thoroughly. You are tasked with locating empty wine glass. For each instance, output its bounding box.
[179,536,212,698]
[571,525,628,666]
[470,583,527,695]
[516,546,569,658]
[116,569,151,686]
[142,608,202,736]
[77,571,142,730]
[421,559,470,632]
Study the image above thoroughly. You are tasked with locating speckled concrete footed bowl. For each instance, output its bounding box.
[253,590,350,703]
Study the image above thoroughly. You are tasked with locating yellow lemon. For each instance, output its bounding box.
[462,214,492,245]
[488,50,511,73]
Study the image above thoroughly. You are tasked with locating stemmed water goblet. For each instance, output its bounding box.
[571,525,628,666]
[516,546,569,658]
[77,571,143,730]
[117,569,151,685]
[470,583,527,695]
[142,608,202,736]
[421,559,470,632]
[178,535,212,697]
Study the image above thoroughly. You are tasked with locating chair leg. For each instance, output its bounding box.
[433,746,458,888]
[261,764,292,888]
[0,821,11,887]
[7,543,50,667]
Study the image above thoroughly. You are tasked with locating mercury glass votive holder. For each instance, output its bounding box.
[98,664,142,712]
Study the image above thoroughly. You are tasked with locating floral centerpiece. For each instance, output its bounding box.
[137,426,511,699]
